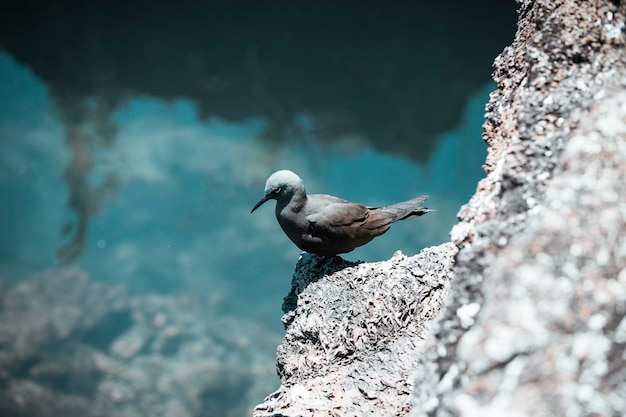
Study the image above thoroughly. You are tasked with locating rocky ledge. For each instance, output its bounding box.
[255,0,626,416]
[255,246,455,416]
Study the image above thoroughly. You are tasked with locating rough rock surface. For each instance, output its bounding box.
[254,246,456,416]
[0,268,279,417]
[255,0,626,416]
[417,1,626,416]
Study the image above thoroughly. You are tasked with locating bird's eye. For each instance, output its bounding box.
[272,187,282,195]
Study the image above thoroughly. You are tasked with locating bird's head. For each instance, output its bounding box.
[251,170,305,213]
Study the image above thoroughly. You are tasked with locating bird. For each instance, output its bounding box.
[251,170,433,257]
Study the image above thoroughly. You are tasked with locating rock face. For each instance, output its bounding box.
[424,0,626,415]
[255,247,455,416]
[255,0,626,416]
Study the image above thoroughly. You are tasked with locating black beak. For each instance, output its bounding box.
[251,195,272,213]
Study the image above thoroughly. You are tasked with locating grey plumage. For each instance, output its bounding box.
[251,170,432,257]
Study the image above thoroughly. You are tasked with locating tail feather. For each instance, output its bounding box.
[380,195,432,221]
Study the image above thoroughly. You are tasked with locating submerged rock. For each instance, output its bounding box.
[0,268,280,417]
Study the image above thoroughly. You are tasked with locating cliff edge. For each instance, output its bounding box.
[254,0,626,415]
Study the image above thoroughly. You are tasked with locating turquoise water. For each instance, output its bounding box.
[0,50,489,324]
[0,51,490,414]
[0,4,514,414]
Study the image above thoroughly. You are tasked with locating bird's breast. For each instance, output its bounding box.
[275,207,309,249]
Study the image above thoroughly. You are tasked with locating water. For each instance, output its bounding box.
[0,50,490,319]
[0,3,516,415]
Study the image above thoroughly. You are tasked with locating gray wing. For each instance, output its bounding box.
[306,201,392,240]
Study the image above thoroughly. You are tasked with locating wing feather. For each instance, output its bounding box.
[306,202,391,240]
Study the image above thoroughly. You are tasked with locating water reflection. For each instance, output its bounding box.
[0,50,489,325]
[0,3,514,414]
[0,2,515,160]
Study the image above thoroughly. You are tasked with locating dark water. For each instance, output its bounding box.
[0,2,516,416]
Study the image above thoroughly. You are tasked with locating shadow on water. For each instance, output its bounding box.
[1,1,516,155]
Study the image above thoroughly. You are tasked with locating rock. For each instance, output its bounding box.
[0,380,116,417]
[254,246,455,416]
[420,0,626,416]
[255,1,626,416]
[0,268,281,417]
[0,267,130,376]
[97,295,279,417]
